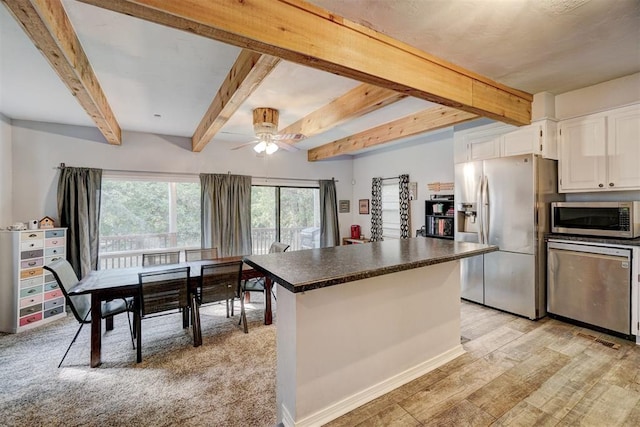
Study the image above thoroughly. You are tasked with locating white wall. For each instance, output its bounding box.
[555,72,640,120]
[351,130,454,238]
[0,114,12,227]
[10,120,354,239]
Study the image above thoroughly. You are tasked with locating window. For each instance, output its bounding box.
[99,173,201,269]
[382,180,401,239]
[251,185,320,254]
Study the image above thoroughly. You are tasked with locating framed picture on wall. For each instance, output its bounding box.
[359,199,369,214]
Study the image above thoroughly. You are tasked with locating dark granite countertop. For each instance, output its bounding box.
[243,237,497,293]
[546,233,640,247]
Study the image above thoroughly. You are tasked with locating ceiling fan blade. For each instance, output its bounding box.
[273,133,306,142]
[231,140,259,150]
[276,141,299,152]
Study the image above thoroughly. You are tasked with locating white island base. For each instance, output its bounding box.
[276,260,464,426]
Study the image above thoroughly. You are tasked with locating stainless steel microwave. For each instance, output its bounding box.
[551,201,640,238]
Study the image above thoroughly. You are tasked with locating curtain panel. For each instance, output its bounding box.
[370,177,383,242]
[57,167,102,278]
[399,174,411,239]
[319,179,340,247]
[200,173,252,257]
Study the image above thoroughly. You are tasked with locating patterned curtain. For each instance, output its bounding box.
[370,177,383,242]
[200,173,252,257]
[57,167,102,278]
[399,174,411,239]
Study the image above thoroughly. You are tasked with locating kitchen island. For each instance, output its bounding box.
[244,237,497,427]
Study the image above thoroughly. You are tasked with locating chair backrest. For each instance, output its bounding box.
[43,259,91,323]
[138,267,190,316]
[185,248,219,262]
[199,261,242,304]
[269,242,290,253]
[142,251,180,267]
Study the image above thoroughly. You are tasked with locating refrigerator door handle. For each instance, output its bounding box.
[482,176,489,244]
[476,175,484,244]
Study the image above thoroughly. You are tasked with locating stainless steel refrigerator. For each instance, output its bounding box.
[454,154,561,319]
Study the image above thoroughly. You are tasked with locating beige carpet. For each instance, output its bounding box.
[0,295,276,426]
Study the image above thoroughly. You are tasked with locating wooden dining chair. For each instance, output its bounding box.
[141,251,180,267]
[185,247,219,262]
[44,259,135,367]
[195,261,245,335]
[137,266,196,360]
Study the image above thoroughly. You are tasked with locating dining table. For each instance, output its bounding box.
[68,257,269,367]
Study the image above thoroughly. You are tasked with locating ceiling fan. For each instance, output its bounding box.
[232,107,305,154]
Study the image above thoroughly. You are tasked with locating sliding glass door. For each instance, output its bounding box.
[251,186,320,254]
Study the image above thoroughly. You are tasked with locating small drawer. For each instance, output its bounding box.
[21,231,44,241]
[20,303,42,317]
[45,229,65,238]
[44,281,60,292]
[21,258,44,269]
[44,305,64,318]
[20,276,44,288]
[45,255,64,265]
[45,238,65,247]
[20,293,44,308]
[20,240,44,251]
[20,285,43,298]
[19,312,42,326]
[45,247,64,256]
[44,273,55,283]
[44,297,64,310]
[20,249,44,260]
[20,267,43,279]
[44,289,63,300]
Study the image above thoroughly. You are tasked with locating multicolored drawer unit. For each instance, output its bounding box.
[0,228,67,333]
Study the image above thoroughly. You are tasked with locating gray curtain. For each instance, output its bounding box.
[200,173,252,257]
[399,174,411,239]
[319,179,340,247]
[370,177,383,242]
[57,167,102,278]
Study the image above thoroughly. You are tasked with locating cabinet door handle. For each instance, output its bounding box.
[609,182,614,187]
[28,261,36,266]
[52,240,58,244]
[598,183,604,188]
[29,234,37,238]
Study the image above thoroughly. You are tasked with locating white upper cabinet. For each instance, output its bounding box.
[558,104,640,192]
[502,120,557,160]
[454,120,557,164]
[607,106,640,190]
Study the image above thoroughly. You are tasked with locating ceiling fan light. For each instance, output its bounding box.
[254,141,267,153]
[265,142,279,155]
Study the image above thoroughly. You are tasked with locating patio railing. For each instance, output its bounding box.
[98,227,317,269]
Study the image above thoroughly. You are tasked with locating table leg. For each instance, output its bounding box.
[90,293,102,368]
[264,277,272,325]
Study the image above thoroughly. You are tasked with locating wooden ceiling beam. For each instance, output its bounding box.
[278,84,406,140]
[192,50,280,152]
[308,106,478,161]
[77,0,532,127]
[4,0,121,145]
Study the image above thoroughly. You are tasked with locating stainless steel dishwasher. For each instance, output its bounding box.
[547,240,632,336]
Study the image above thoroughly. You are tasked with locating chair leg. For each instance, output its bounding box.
[126,312,135,350]
[192,295,202,347]
[240,292,248,334]
[226,299,229,318]
[58,323,85,368]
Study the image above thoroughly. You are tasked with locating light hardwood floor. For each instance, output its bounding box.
[326,300,640,426]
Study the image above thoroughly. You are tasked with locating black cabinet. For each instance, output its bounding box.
[425,196,455,240]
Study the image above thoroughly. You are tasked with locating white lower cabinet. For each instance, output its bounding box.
[0,228,67,333]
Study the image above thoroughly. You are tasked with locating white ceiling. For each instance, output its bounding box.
[1,0,638,154]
